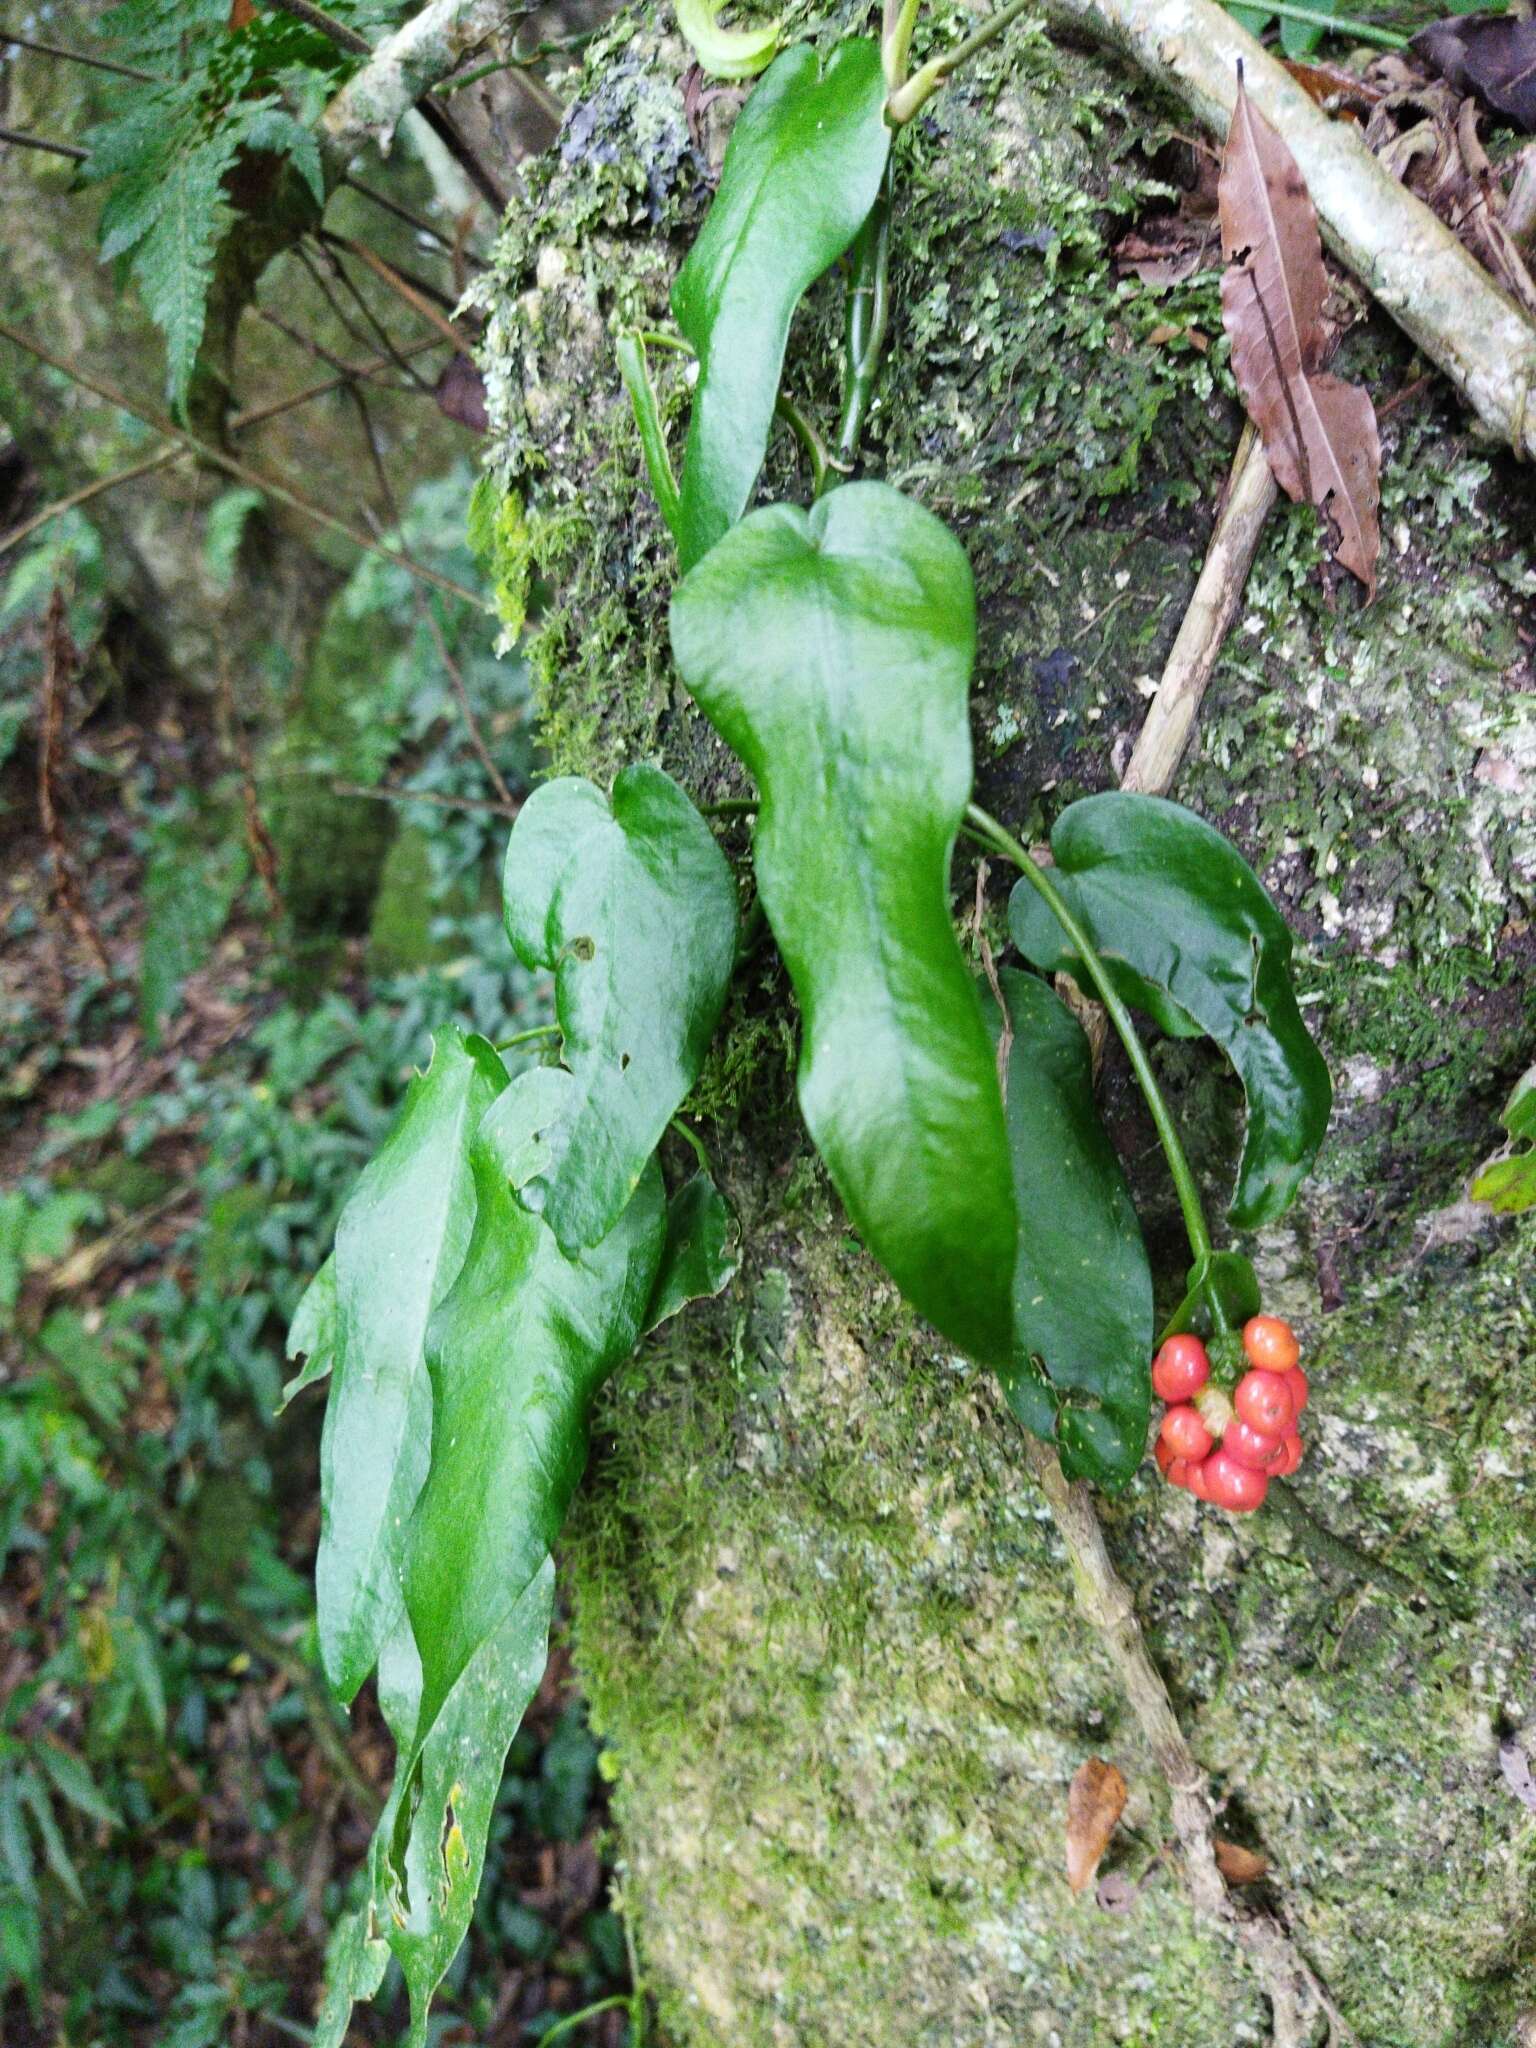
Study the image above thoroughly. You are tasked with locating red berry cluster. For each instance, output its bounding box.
[1151,1315,1308,1513]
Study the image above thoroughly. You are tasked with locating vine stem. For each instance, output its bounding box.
[887,0,1038,123]
[822,162,894,490]
[669,1116,713,1176]
[963,801,1213,1268]
[495,1022,561,1052]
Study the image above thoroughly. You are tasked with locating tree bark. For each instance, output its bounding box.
[471,11,1536,2043]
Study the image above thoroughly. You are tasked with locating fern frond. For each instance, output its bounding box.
[130,137,239,411]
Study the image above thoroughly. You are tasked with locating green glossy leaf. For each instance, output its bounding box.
[316,1028,508,1702]
[671,40,890,568]
[35,1744,118,1830]
[1008,793,1331,1229]
[676,0,780,79]
[986,970,1152,1488]
[1159,1248,1262,1342]
[280,1254,335,1409]
[406,1112,663,1727]
[313,1906,389,2048]
[502,765,736,1251]
[671,481,1018,1367]
[643,1169,741,1333]
[1501,1066,1536,1143]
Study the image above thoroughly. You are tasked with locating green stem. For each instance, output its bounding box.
[775,390,830,495]
[700,796,759,817]
[882,0,925,89]
[616,332,684,546]
[964,802,1213,1267]
[887,0,1036,123]
[496,1022,561,1052]
[822,163,894,491]
[1250,1,1406,46]
[669,1116,713,1176]
[536,1995,634,2045]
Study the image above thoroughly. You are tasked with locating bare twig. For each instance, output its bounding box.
[1122,424,1278,796]
[0,26,153,80]
[0,318,486,607]
[0,124,87,160]
[333,777,520,819]
[37,589,111,976]
[320,0,515,182]
[342,171,481,261]
[216,658,282,915]
[421,597,516,805]
[320,228,470,347]
[1043,0,1536,460]
[1025,1437,1354,2046]
[299,241,435,391]
[1,449,183,558]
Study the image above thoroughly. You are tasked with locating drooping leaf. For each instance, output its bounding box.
[1066,1756,1128,1895]
[280,1254,336,1408]
[671,481,1019,1368]
[642,1169,741,1333]
[501,766,737,1252]
[315,1028,507,1702]
[1008,793,1332,1230]
[671,39,890,568]
[1160,1247,1263,1342]
[404,1119,664,1730]
[676,0,780,80]
[313,1904,390,2048]
[1219,70,1380,595]
[985,970,1153,1490]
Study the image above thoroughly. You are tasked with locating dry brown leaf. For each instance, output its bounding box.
[1414,11,1536,133]
[1066,1757,1128,1894]
[1214,1836,1271,1885]
[1282,58,1385,118]
[1219,69,1381,597]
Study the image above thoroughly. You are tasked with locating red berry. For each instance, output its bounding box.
[1186,1453,1214,1501]
[1155,1436,1175,1475]
[1284,1365,1309,1414]
[1234,1368,1296,1435]
[1160,1403,1214,1460]
[1204,1449,1269,1513]
[1243,1314,1300,1372]
[1167,1456,1192,1489]
[1271,1432,1304,1477]
[1225,1418,1285,1471]
[1152,1333,1211,1402]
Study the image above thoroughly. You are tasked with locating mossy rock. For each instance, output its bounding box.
[474,8,1536,2040]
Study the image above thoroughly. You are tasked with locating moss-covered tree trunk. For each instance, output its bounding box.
[472,10,1536,2040]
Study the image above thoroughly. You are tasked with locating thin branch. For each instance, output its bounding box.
[421,595,516,804]
[0,124,87,160]
[0,25,153,80]
[1,449,182,558]
[298,241,436,391]
[342,172,481,262]
[319,228,470,346]
[258,306,440,390]
[259,0,371,56]
[1121,424,1278,797]
[332,777,519,818]
[320,0,516,182]
[0,318,486,608]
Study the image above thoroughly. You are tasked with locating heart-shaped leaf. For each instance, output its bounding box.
[643,1169,741,1333]
[671,39,890,568]
[1008,793,1331,1229]
[671,481,1018,1368]
[314,1028,507,1702]
[985,969,1152,1489]
[502,765,737,1252]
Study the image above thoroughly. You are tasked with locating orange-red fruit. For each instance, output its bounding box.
[1204,1449,1269,1512]
[1284,1365,1309,1414]
[1152,1333,1211,1402]
[1186,1454,1214,1501]
[1271,1432,1304,1478]
[1242,1314,1300,1373]
[1225,1418,1285,1471]
[1160,1403,1214,1461]
[1234,1368,1296,1435]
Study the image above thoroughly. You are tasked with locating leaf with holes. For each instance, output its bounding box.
[501,765,737,1252]
[984,969,1153,1488]
[1219,69,1379,594]
[1008,793,1331,1229]
[671,38,890,567]
[314,1028,507,1702]
[671,480,1018,1367]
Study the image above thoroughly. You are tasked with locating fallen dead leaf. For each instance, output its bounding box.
[1214,1836,1271,1885]
[1066,1756,1128,1894]
[1219,67,1381,596]
[1498,1736,1536,1815]
[1283,58,1385,118]
[1414,12,1536,133]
